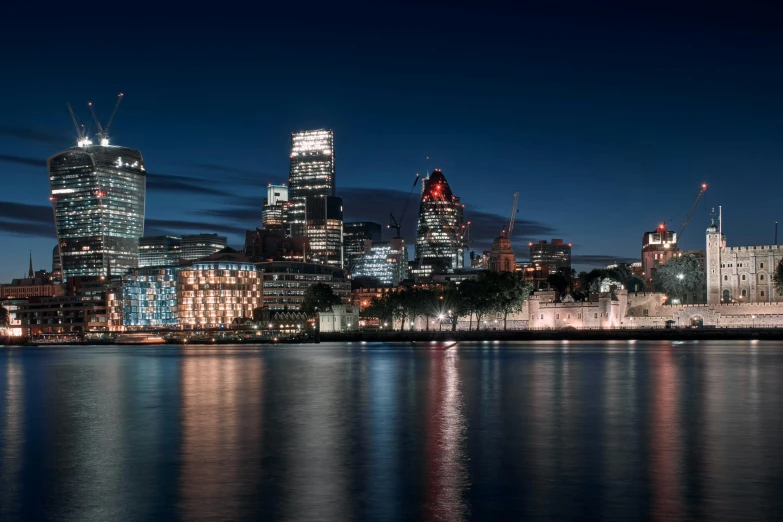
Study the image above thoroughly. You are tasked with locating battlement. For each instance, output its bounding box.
[724,244,783,252]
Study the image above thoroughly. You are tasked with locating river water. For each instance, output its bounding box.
[1,341,782,521]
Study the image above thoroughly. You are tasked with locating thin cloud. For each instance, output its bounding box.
[0,219,56,238]
[0,126,70,146]
[145,219,247,237]
[0,154,45,168]
[0,202,52,223]
[146,173,236,197]
[571,254,638,268]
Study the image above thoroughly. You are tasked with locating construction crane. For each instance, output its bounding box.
[87,93,124,146]
[506,190,520,238]
[460,221,472,246]
[677,183,708,241]
[388,173,420,238]
[67,102,90,146]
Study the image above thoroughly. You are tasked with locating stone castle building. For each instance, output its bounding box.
[488,235,515,273]
[706,217,783,305]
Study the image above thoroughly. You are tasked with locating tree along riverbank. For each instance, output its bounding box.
[321,328,783,343]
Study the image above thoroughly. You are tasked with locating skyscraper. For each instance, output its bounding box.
[48,144,146,279]
[410,169,465,278]
[344,222,382,271]
[287,129,343,266]
[354,238,408,286]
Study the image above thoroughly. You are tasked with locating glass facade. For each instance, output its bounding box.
[412,169,465,277]
[139,236,182,267]
[177,262,262,327]
[354,238,408,286]
[180,234,227,261]
[262,184,289,231]
[122,267,180,326]
[529,239,572,271]
[287,130,342,266]
[257,261,350,311]
[48,145,146,279]
[344,222,382,271]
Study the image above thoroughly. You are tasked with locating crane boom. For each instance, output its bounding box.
[507,190,520,237]
[678,184,708,241]
[66,103,83,139]
[87,101,104,137]
[103,93,124,138]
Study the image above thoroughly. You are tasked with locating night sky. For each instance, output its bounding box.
[2,2,782,282]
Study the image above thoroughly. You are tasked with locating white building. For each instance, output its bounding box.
[319,304,359,332]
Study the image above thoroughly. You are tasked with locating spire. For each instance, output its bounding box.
[28,251,33,278]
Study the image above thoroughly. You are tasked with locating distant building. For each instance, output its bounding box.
[177,261,263,327]
[244,228,307,262]
[344,222,382,271]
[488,235,515,273]
[410,169,465,278]
[353,238,408,286]
[122,267,180,327]
[641,225,678,289]
[516,262,552,290]
[262,184,289,231]
[470,250,489,269]
[180,234,227,261]
[304,195,344,267]
[139,236,182,267]
[52,244,62,282]
[529,239,571,272]
[49,144,146,279]
[319,304,359,333]
[0,266,62,299]
[256,261,350,311]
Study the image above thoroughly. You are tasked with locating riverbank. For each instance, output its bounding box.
[322,327,783,343]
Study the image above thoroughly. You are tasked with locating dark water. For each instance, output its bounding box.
[1,341,782,521]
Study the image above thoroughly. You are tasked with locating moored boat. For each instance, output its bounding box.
[115,333,166,345]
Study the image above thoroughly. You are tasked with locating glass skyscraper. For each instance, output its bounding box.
[179,234,227,261]
[48,145,146,279]
[411,169,465,278]
[287,129,343,266]
[139,236,182,267]
[354,238,408,286]
[344,222,382,271]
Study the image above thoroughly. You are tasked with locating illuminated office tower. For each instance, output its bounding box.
[287,129,342,266]
[354,238,408,286]
[48,144,146,279]
[344,222,382,271]
[410,169,465,278]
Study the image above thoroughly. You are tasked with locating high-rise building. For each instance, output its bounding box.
[262,184,289,231]
[139,236,182,267]
[122,267,180,326]
[529,239,572,272]
[410,169,465,278]
[287,129,336,236]
[52,244,62,282]
[286,129,343,266]
[354,238,408,286]
[344,222,382,271]
[48,144,146,279]
[640,225,677,289]
[179,234,227,261]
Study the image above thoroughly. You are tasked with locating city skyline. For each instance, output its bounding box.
[2,3,783,282]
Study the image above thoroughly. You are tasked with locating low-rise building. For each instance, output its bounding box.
[319,304,359,332]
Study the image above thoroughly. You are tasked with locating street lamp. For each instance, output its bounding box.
[677,273,684,280]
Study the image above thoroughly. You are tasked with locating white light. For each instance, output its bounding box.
[101,138,109,146]
[77,138,93,147]
[51,188,75,194]
[677,273,684,280]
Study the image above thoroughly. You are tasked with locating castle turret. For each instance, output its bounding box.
[706,220,722,305]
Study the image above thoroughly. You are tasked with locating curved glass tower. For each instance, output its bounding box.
[411,169,465,277]
[48,145,146,279]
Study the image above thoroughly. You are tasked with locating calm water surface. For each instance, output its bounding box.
[1,341,782,521]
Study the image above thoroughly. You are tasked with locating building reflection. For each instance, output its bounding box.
[0,354,24,519]
[178,349,264,520]
[423,349,468,522]
[649,345,683,521]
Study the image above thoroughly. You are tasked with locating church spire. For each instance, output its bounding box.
[28,251,33,278]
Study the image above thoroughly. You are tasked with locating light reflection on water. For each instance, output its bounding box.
[1,341,783,521]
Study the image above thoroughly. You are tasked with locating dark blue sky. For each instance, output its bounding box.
[2,1,783,281]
